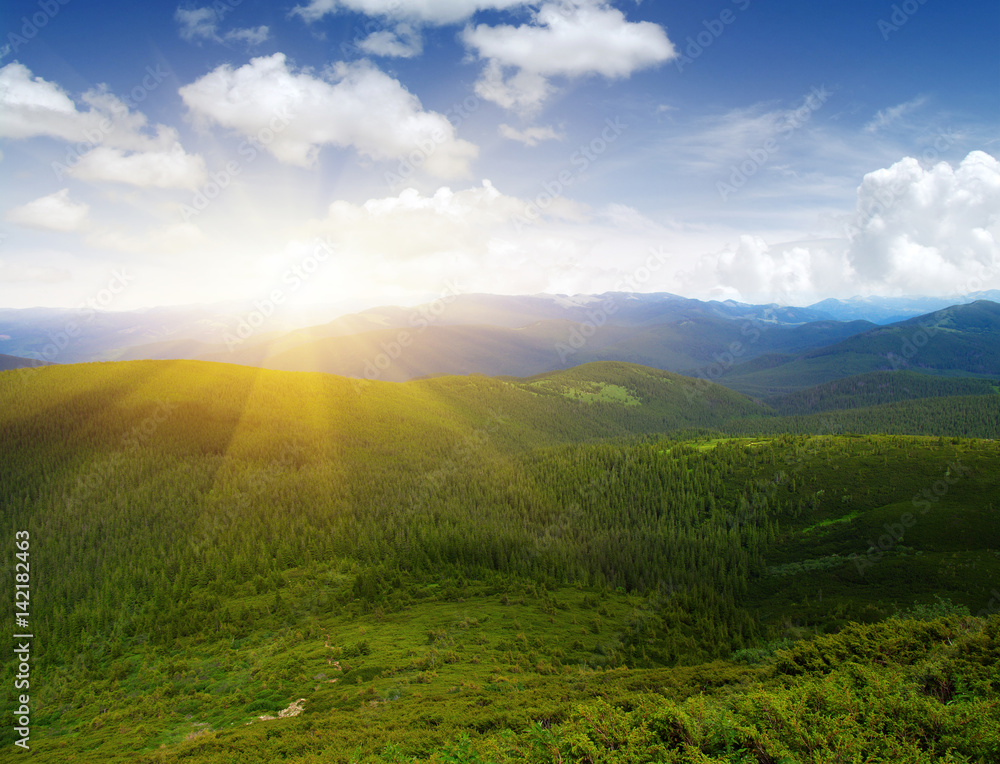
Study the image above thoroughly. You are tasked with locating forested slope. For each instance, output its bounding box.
[1,359,998,762]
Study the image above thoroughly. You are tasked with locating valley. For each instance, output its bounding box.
[3,0,998,759]
[2,358,998,762]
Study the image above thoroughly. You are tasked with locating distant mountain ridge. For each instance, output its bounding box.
[0,353,52,372]
[0,291,834,367]
[716,300,1000,396]
[807,290,1000,324]
[2,294,997,395]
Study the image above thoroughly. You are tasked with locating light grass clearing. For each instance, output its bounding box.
[528,381,641,406]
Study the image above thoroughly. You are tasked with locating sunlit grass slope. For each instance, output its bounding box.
[1,359,998,762]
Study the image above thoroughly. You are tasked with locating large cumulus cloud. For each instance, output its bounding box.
[179,54,478,178]
[846,150,1000,294]
[0,62,207,190]
[463,0,675,113]
[679,151,1000,303]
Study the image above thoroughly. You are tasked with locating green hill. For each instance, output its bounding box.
[728,394,1000,440]
[2,359,999,762]
[765,370,999,414]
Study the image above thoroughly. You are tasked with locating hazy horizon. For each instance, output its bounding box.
[4,287,1000,319]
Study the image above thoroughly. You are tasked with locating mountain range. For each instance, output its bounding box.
[3,293,999,396]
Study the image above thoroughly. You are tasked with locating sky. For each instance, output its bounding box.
[1,0,998,312]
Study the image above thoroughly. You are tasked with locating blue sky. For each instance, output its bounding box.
[1,0,998,311]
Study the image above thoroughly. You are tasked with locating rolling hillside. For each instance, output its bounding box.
[2,359,999,762]
[765,370,999,414]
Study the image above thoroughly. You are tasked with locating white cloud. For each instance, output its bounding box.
[176,6,270,46]
[598,202,661,231]
[179,53,478,178]
[356,24,423,57]
[290,0,524,25]
[0,62,206,189]
[5,189,91,232]
[224,26,271,46]
[87,221,207,254]
[0,62,157,148]
[474,60,552,114]
[0,63,78,137]
[463,0,675,113]
[67,146,208,190]
[303,180,568,260]
[0,259,72,283]
[846,150,1000,294]
[677,151,1000,303]
[671,88,831,173]
[290,1,673,114]
[498,123,564,146]
[290,0,523,63]
[464,0,674,78]
[287,180,697,300]
[864,96,927,134]
[176,7,218,41]
[678,235,851,305]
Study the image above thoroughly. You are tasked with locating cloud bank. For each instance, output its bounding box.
[463,0,675,113]
[179,54,478,178]
[0,62,207,190]
[5,189,90,232]
[679,152,1000,303]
